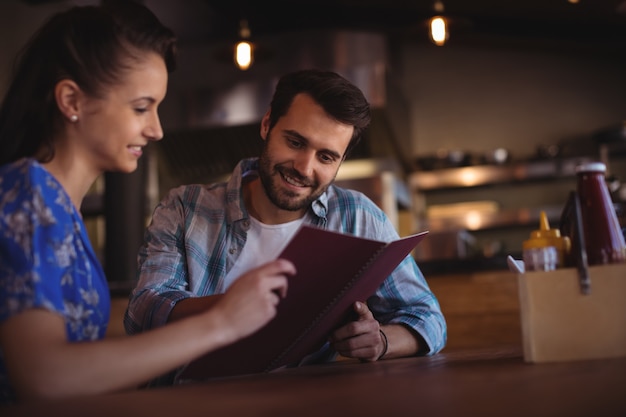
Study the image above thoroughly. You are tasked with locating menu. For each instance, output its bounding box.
[178,224,428,380]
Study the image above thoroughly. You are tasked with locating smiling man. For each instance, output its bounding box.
[124,69,447,385]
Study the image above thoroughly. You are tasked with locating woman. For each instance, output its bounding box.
[0,3,292,404]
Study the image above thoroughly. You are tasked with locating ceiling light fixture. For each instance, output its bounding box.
[429,0,449,46]
[234,19,253,71]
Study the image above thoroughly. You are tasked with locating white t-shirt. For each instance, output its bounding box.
[222,215,304,290]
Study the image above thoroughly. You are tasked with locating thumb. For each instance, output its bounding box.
[354,301,374,321]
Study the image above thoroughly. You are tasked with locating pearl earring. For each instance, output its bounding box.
[70,115,78,122]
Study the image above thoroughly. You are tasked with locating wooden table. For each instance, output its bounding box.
[3,346,625,417]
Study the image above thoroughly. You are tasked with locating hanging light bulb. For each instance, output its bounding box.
[430,16,448,46]
[234,19,253,71]
[429,0,449,46]
[235,40,252,70]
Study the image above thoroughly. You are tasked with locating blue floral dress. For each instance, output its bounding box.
[0,158,110,404]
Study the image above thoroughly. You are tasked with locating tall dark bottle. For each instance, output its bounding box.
[576,162,626,265]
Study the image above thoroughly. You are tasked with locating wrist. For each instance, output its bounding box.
[378,329,388,360]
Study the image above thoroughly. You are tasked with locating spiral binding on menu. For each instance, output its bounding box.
[264,245,386,372]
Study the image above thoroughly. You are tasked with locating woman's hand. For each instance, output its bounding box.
[209,259,294,342]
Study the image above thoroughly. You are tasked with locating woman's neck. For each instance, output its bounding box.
[42,154,100,213]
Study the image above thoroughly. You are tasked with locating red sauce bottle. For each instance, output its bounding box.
[576,162,626,265]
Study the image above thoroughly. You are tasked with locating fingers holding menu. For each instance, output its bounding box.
[329,301,383,361]
[211,259,294,341]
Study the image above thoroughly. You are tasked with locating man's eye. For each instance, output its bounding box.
[288,139,303,148]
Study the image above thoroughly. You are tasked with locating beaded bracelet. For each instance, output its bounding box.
[378,329,389,360]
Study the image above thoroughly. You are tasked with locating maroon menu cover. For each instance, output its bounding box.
[178,225,428,381]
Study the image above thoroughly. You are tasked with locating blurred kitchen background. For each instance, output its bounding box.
[2,0,625,290]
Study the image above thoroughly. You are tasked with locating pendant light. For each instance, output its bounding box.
[429,0,449,46]
[234,19,253,70]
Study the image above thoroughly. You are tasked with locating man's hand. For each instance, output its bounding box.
[329,301,386,362]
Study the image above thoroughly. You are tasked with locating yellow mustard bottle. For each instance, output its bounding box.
[522,211,571,270]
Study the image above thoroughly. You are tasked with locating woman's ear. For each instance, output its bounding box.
[55,79,81,123]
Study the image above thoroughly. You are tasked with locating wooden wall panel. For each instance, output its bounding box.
[427,271,522,351]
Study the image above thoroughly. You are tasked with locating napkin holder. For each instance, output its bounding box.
[517,264,626,363]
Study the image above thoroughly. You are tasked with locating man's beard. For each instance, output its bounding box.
[258,145,331,212]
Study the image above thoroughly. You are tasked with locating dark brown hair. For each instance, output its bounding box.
[267,69,371,157]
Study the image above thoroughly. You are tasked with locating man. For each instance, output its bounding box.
[124,69,446,383]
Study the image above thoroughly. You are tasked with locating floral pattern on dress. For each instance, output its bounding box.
[0,158,111,404]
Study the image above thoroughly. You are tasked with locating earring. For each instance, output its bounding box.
[70,115,78,122]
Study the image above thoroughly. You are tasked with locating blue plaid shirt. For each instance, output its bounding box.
[125,158,446,361]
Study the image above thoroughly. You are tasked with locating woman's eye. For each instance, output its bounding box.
[135,108,148,114]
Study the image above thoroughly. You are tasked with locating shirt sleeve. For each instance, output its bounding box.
[369,254,448,355]
[341,189,447,355]
[0,178,68,322]
[124,187,196,334]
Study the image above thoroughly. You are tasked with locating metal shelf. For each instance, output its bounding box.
[409,157,594,191]
[422,205,564,232]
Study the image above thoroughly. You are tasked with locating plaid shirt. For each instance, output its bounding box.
[125,158,446,358]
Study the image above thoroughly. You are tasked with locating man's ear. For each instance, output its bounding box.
[260,110,271,140]
[55,79,81,123]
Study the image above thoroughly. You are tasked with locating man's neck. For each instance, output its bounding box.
[244,179,305,225]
